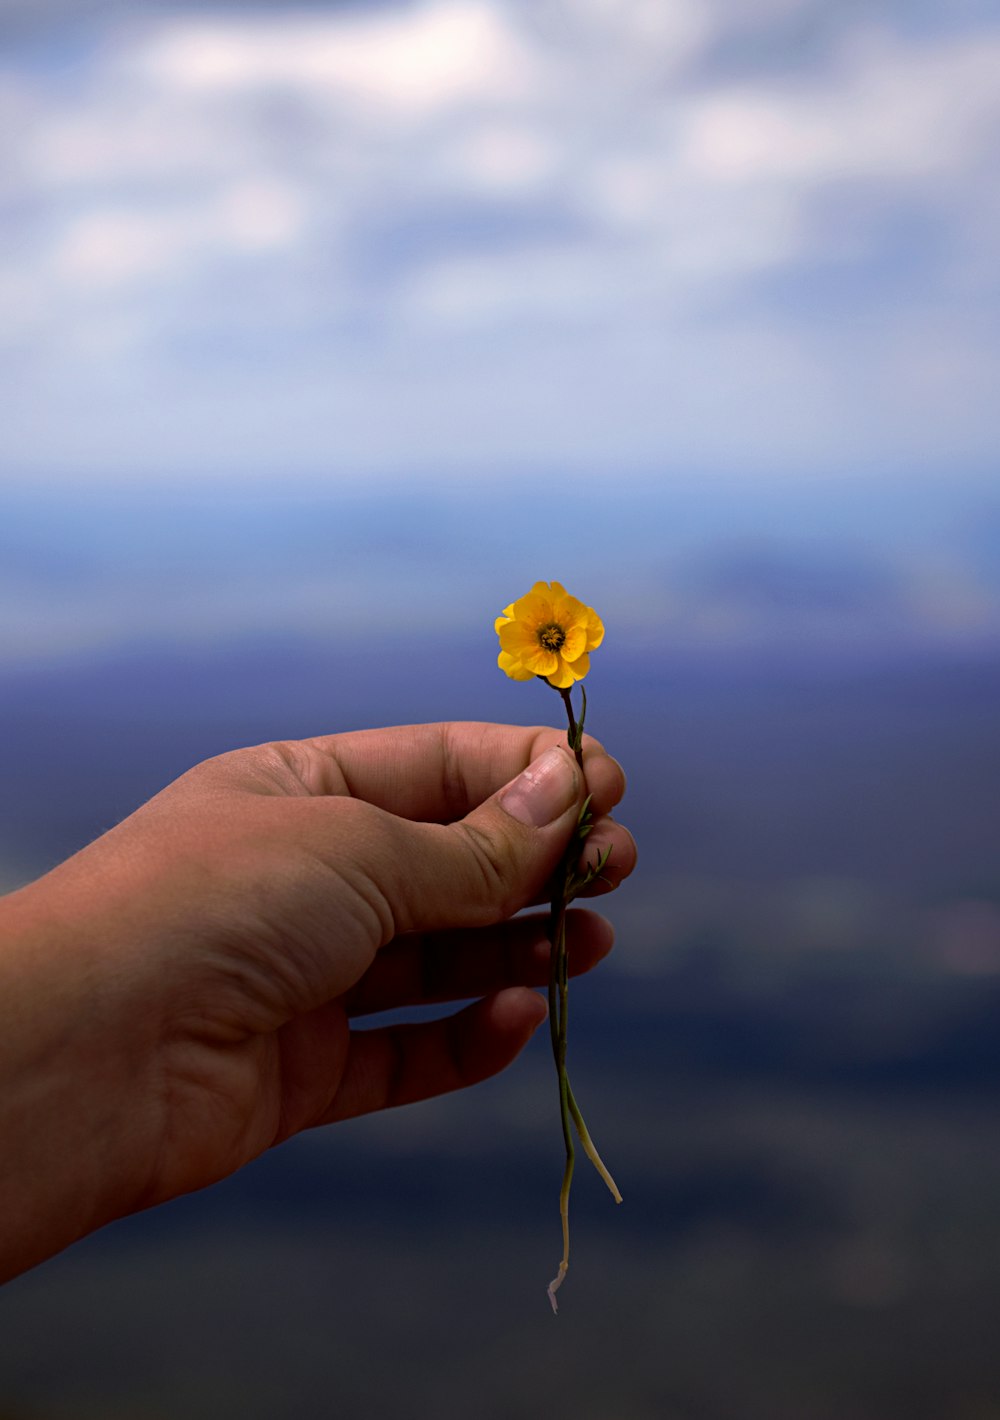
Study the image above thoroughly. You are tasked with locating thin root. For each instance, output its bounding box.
[547,1260,568,1314]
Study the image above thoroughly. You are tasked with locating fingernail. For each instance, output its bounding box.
[499,746,579,828]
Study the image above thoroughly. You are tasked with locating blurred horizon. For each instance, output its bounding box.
[2,472,999,668]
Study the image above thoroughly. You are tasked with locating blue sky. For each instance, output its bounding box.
[1,0,999,485]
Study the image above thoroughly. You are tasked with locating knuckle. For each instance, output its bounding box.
[257,739,315,793]
[454,821,519,921]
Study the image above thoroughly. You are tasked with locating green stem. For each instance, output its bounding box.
[546,893,574,1312]
[544,681,621,1313]
[567,1080,622,1203]
[559,686,586,768]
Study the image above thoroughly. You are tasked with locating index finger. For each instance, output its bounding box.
[289,721,626,824]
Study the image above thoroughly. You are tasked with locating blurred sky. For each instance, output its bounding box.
[1,0,999,484]
[1,0,999,666]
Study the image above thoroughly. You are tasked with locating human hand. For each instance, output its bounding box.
[0,722,634,1281]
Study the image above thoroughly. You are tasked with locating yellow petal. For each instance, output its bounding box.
[498,650,535,681]
[522,645,559,676]
[512,590,550,625]
[552,590,584,627]
[584,608,604,649]
[570,651,590,679]
[499,619,539,655]
[545,659,576,690]
[494,604,518,632]
[559,623,588,661]
[547,649,590,687]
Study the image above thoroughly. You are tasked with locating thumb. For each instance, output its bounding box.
[390,743,583,935]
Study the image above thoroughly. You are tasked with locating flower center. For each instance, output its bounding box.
[537,622,566,653]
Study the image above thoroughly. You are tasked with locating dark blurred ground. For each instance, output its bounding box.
[1,635,999,1419]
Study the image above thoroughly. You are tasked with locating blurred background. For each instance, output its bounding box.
[2,0,1000,1416]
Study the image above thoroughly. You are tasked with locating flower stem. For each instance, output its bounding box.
[566,1079,622,1203]
[544,682,621,1312]
[546,889,574,1313]
[558,685,586,766]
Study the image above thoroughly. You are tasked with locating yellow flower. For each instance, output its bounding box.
[495,581,604,690]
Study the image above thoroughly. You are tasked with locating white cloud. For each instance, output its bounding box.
[51,179,306,290]
[0,1,998,482]
[679,28,1000,185]
[443,123,558,196]
[132,1,537,117]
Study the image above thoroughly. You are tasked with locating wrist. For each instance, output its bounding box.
[0,871,155,1280]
